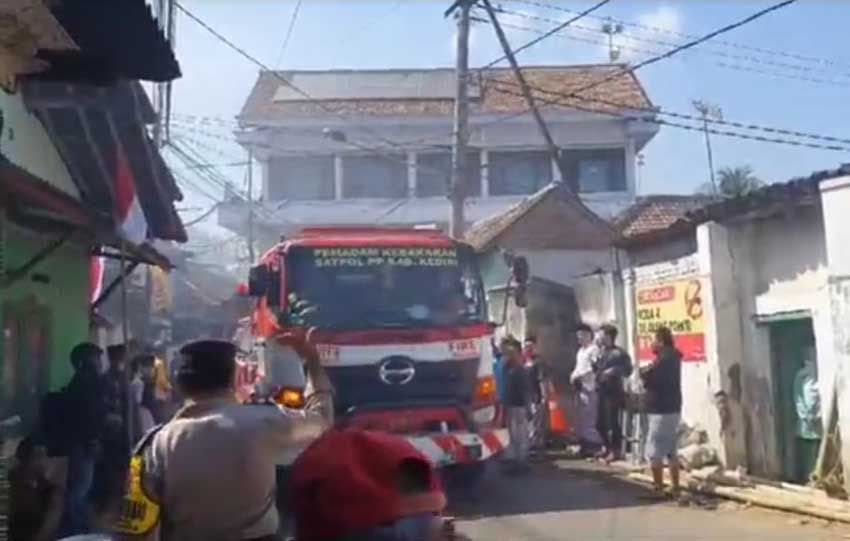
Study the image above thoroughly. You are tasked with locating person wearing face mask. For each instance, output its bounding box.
[793,355,822,482]
[570,323,602,457]
[594,324,632,463]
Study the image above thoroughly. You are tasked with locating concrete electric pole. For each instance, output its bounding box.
[482,0,576,193]
[247,148,255,262]
[693,99,723,198]
[447,0,472,238]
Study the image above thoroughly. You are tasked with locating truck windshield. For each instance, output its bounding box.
[285,245,485,330]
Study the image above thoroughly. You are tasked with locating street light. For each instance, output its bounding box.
[602,18,624,62]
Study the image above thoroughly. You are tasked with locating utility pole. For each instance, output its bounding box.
[152,0,176,148]
[482,0,576,193]
[247,148,255,262]
[447,0,472,239]
[693,99,722,198]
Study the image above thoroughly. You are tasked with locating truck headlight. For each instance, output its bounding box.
[472,405,496,425]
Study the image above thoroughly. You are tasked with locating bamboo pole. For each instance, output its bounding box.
[120,241,134,449]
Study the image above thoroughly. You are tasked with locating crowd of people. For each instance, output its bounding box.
[490,334,550,475]
[9,334,473,541]
[7,323,682,540]
[569,323,683,499]
[9,341,176,541]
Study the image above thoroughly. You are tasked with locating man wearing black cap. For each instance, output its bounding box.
[116,333,333,541]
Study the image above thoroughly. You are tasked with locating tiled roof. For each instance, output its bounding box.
[614,195,711,239]
[620,164,850,246]
[464,183,615,252]
[239,65,652,123]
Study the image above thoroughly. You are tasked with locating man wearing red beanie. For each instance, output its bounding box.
[291,429,469,541]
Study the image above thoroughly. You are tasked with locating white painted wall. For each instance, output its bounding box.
[625,250,726,459]
[622,210,832,477]
[0,92,78,198]
[222,111,649,236]
[820,175,850,492]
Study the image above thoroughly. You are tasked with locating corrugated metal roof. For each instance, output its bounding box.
[619,165,850,247]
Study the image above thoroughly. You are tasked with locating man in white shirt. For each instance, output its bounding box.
[570,323,603,456]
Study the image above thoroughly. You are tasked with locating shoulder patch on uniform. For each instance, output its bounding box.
[133,423,164,455]
[115,425,164,535]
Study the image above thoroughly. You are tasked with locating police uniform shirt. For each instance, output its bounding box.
[120,393,332,541]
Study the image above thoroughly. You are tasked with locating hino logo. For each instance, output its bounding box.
[378,356,416,385]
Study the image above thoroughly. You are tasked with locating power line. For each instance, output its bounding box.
[169,168,223,203]
[175,1,429,153]
[554,0,799,102]
[274,0,304,67]
[481,0,612,69]
[486,76,850,147]
[507,0,850,70]
[487,81,850,152]
[483,6,850,87]
[183,203,222,227]
[176,137,243,191]
[473,0,804,130]
[168,140,234,196]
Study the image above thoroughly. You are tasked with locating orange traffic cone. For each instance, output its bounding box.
[546,383,570,437]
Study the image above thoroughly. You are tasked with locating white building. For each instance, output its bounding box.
[576,165,850,486]
[220,65,658,244]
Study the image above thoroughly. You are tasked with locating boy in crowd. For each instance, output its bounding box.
[501,336,532,474]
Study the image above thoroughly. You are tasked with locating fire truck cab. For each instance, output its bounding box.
[244,227,507,474]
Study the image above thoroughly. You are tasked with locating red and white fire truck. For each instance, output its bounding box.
[242,227,507,474]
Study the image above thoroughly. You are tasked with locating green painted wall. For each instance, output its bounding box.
[1,220,90,394]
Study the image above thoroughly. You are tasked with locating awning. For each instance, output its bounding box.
[21,80,187,243]
[0,157,98,230]
[1,157,173,269]
[33,0,180,84]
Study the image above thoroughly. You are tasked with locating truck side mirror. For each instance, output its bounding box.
[511,256,529,285]
[248,265,271,297]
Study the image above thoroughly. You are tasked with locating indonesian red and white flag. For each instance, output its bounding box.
[114,148,148,244]
[89,255,105,304]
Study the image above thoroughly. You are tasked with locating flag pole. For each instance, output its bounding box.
[120,239,134,449]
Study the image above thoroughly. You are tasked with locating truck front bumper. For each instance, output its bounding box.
[406,428,509,467]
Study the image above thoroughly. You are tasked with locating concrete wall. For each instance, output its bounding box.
[723,209,830,477]
[488,278,579,390]
[0,92,79,198]
[573,272,619,327]
[622,243,728,461]
[820,176,850,492]
[480,248,613,291]
[222,112,649,236]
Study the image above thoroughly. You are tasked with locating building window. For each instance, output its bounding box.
[267,156,335,201]
[488,150,552,196]
[343,155,408,198]
[416,152,481,197]
[560,148,626,193]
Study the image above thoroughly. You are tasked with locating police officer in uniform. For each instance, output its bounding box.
[116,334,333,541]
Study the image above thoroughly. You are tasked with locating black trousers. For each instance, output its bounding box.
[597,393,623,453]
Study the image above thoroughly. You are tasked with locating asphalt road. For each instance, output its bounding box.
[447,459,850,541]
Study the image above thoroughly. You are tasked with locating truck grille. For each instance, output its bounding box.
[326,357,480,414]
